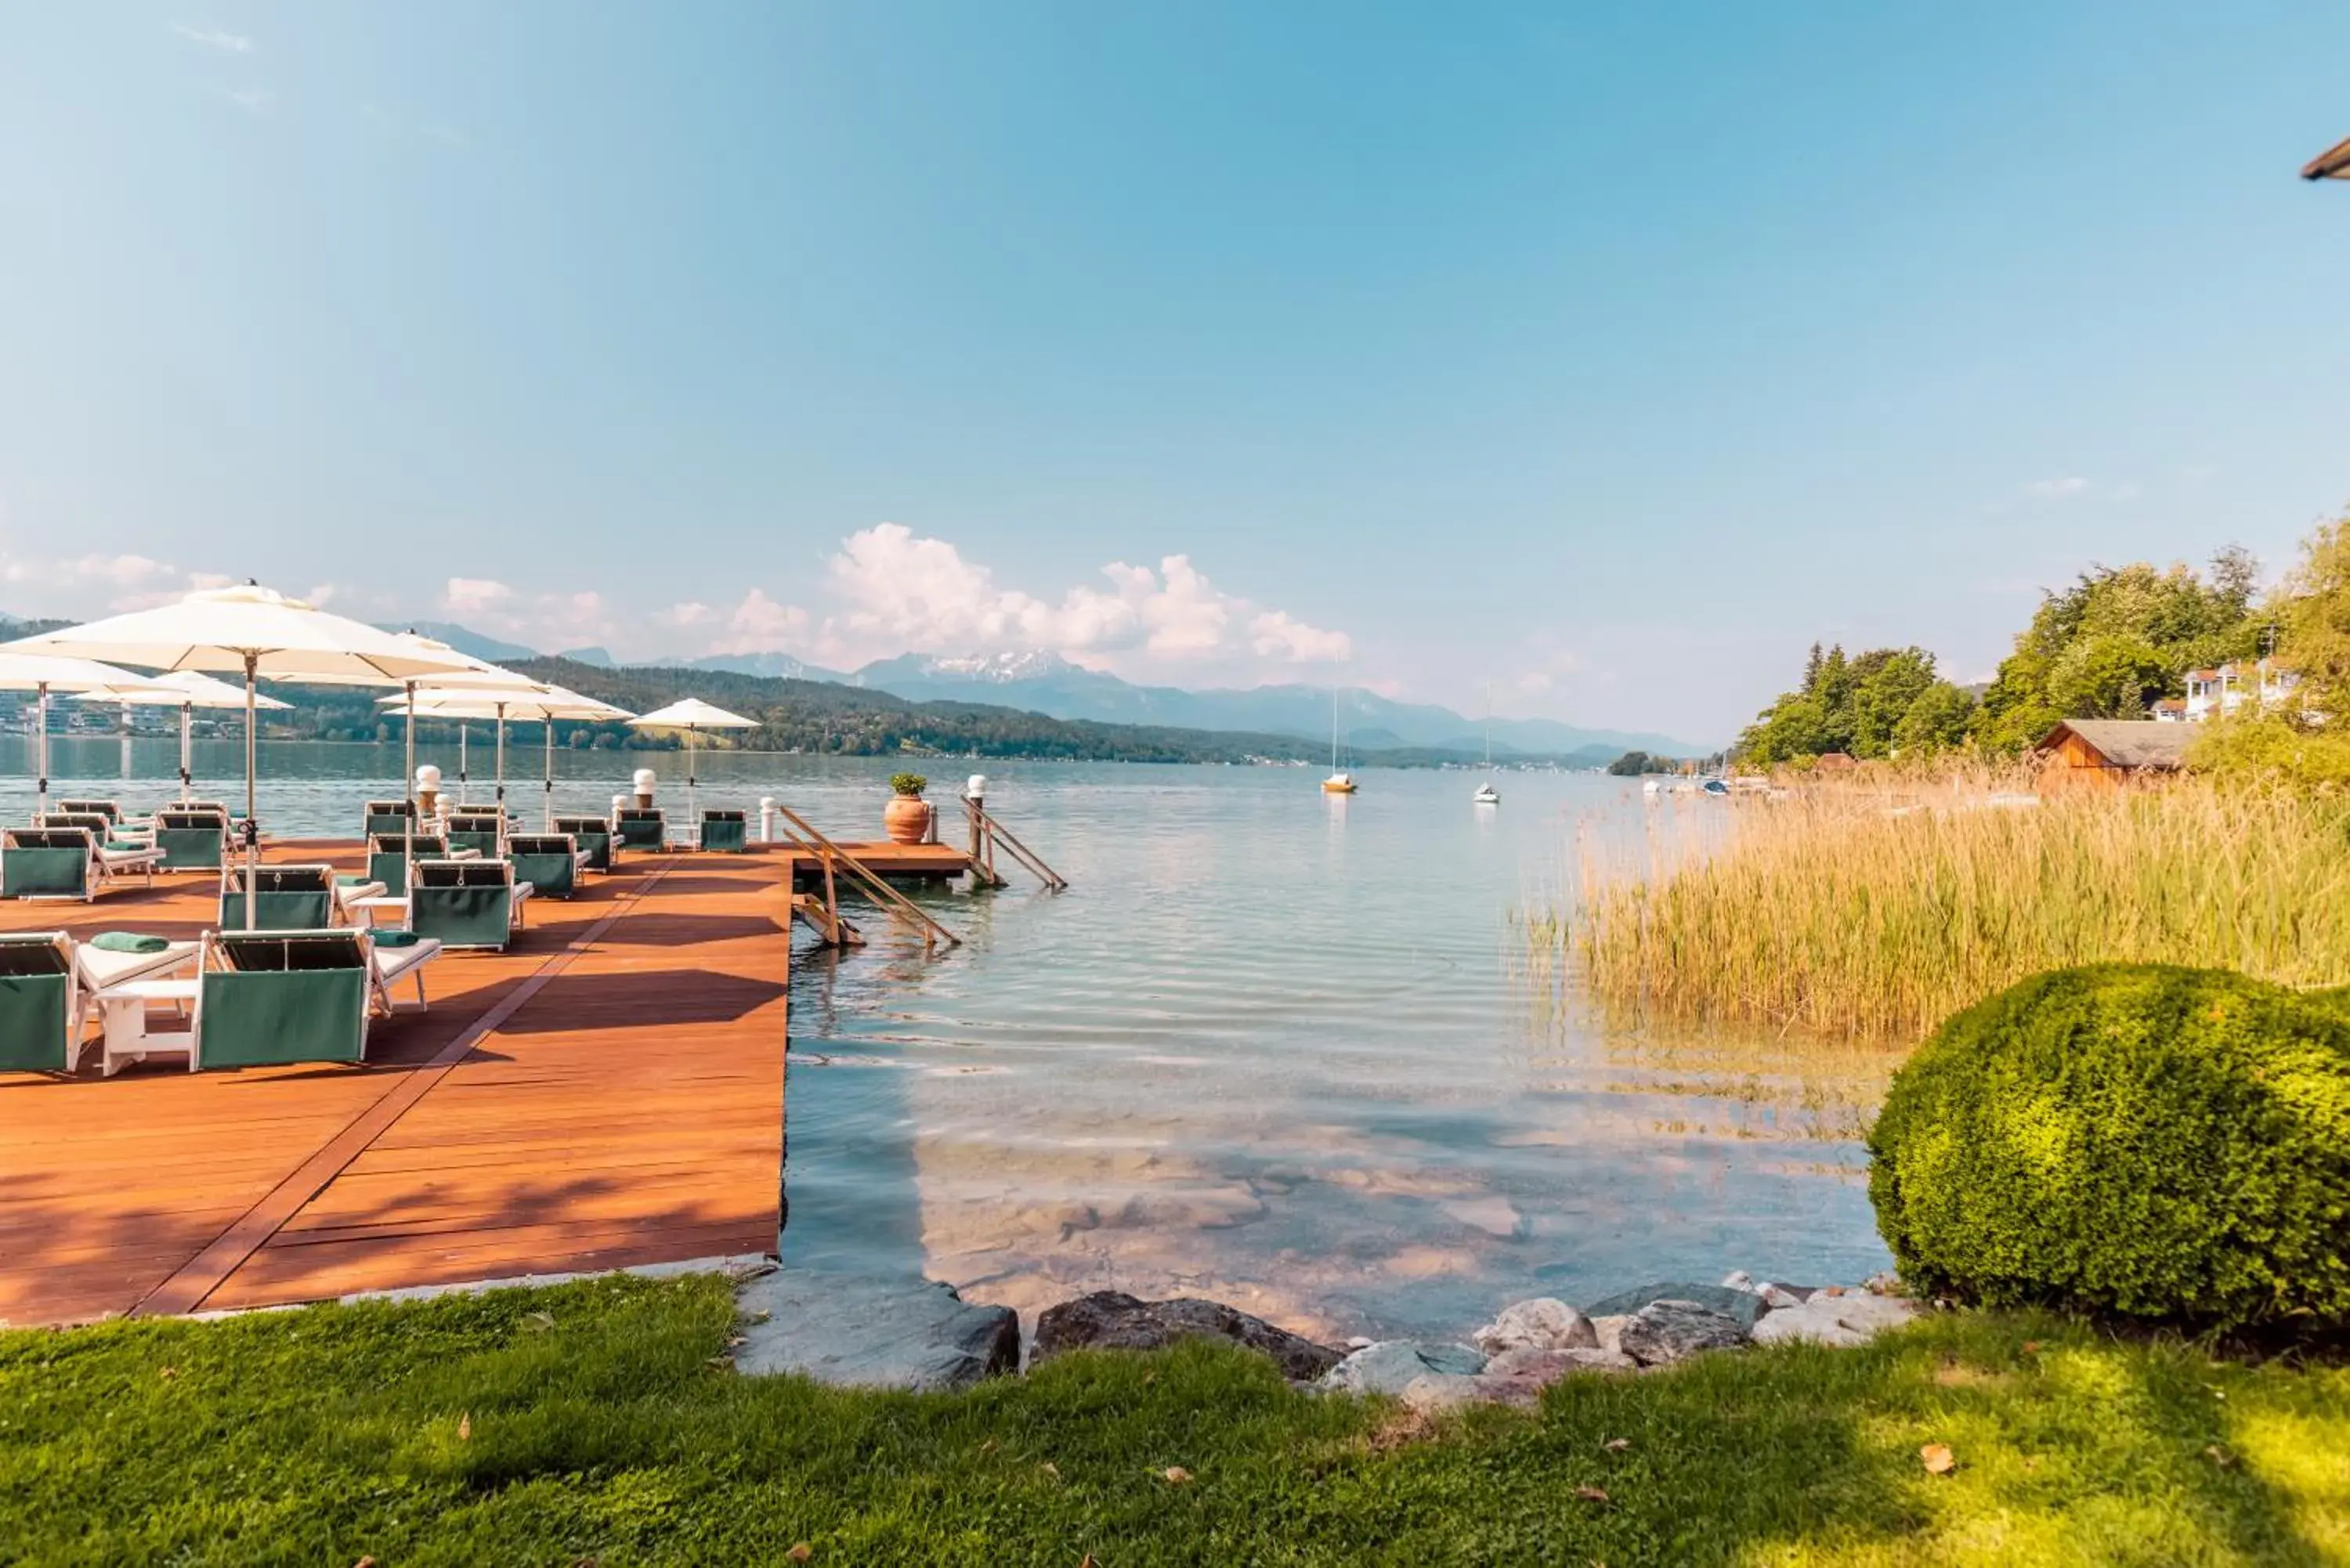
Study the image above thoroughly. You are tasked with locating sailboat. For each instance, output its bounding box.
[1322,685,1358,793]
[1473,682,1500,805]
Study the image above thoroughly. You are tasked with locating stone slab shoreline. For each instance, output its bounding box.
[732,1266,1922,1407]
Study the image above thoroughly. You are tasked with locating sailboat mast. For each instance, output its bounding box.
[1332,685,1339,770]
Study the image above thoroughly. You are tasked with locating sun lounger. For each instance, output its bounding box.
[153,806,230,872]
[366,833,450,898]
[616,807,665,851]
[555,815,614,872]
[0,932,76,1072]
[506,834,586,899]
[362,798,417,839]
[0,930,201,1074]
[446,811,504,860]
[219,864,338,930]
[180,930,442,1070]
[409,858,533,950]
[4,825,162,901]
[56,799,132,829]
[699,808,749,852]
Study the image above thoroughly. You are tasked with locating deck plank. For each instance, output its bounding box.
[0,840,790,1325]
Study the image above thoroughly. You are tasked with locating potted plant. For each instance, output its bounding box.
[884,772,933,844]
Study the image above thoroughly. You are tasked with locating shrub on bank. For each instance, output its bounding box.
[1868,963,2350,1329]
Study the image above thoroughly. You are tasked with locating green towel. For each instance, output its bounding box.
[334,874,370,886]
[103,840,145,853]
[89,931,168,954]
[373,930,420,947]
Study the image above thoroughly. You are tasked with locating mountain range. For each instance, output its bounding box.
[343,623,1705,758]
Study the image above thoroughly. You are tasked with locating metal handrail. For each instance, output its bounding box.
[770,802,959,950]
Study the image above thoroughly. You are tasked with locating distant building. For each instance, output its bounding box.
[2173,658,2302,724]
[1813,751,1858,772]
[2035,720,2194,786]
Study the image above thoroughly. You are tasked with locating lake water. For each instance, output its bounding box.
[5,734,1897,1339]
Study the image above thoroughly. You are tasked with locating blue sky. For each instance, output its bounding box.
[2,3,2345,742]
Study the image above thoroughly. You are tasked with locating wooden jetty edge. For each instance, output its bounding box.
[0,842,794,1328]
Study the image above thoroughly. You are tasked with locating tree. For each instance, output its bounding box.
[1894,681,1979,755]
[2275,509,2350,728]
[2044,633,2172,720]
[1849,648,1939,757]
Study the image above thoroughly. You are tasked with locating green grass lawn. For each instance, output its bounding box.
[3,1274,2345,1566]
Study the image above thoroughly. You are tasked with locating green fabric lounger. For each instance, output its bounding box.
[154,808,228,873]
[506,835,579,899]
[56,800,121,824]
[362,800,417,840]
[616,808,665,851]
[3,830,92,901]
[0,933,74,1073]
[699,809,749,853]
[446,813,504,859]
[366,835,450,898]
[409,860,533,951]
[219,865,337,931]
[197,931,371,1068]
[554,816,614,871]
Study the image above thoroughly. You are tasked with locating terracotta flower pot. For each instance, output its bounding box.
[884,794,934,844]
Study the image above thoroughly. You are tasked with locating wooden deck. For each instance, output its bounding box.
[777,840,983,883]
[0,843,793,1326]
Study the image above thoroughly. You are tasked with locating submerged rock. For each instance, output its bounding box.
[1473,1298,1599,1356]
[733,1271,1019,1392]
[1032,1291,1342,1381]
[1318,1339,1488,1396]
[1584,1281,1767,1332]
[1750,1290,1920,1348]
[1616,1299,1751,1365]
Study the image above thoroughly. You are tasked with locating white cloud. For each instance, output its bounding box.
[2023,476,2092,500]
[812,523,1347,677]
[444,577,512,617]
[439,578,616,652]
[170,23,253,52]
[215,87,269,115]
[1249,609,1350,663]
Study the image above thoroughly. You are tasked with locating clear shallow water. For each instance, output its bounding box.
[5,735,1896,1339]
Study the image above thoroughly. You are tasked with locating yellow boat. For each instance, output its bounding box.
[1321,686,1358,793]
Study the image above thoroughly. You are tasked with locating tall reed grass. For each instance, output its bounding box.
[1535,768,2350,1042]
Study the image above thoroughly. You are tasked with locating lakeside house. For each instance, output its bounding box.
[2035,719,2193,786]
[2152,658,2303,724]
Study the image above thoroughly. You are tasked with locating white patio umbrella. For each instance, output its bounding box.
[627,697,757,824]
[0,652,157,820]
[70,670,290,804]
[383,684,631,829]
[0,585,480,927]
[287,631,521,891]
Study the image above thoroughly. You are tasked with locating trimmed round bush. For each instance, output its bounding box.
[1868,963,2350,1329]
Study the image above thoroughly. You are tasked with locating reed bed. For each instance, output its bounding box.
[1535,768,2350,1042]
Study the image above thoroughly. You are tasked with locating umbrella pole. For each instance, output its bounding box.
[179,701,192,804]
[686,724,697,835]
[34,681,47,822]
[495,706,506,810]
[242,653,258,931]
[459,723,468,802]
[403,679,416,902]
[544,720,554,831]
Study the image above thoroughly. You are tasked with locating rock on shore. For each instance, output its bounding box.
[1032,1290,1343,1381]
[734,1271,1019,1392]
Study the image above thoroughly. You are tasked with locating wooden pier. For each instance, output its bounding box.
[0,843,794,1327]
